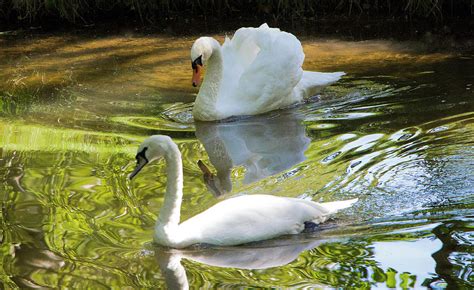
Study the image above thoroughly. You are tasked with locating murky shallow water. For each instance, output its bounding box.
[0,31,473,288]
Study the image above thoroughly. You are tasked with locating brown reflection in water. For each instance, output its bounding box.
[302,39,453,73]
[0,32,454,101]
[1,35,194,97]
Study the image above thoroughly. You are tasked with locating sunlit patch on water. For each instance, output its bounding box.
[112,115,194,132]
[0,31,473,288]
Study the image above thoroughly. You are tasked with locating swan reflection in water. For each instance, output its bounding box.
[195,110,310,196]
[155,237,323,290]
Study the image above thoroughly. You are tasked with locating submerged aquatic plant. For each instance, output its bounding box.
[0,69,75,116]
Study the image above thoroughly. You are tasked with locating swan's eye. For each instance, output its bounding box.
[191,55,203,71]
[136,147,149,163]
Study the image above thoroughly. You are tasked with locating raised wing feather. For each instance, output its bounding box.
[237,29,304,108]
[218,24,304,116]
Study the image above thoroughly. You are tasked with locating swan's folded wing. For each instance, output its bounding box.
[219,24,302,111]
[178,194,328,246]
[221,24,282,70]
[222,28,260,71]
[220,25,270,97]
[228,28,305,115]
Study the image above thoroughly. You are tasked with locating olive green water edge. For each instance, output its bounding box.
[0,32,473,289]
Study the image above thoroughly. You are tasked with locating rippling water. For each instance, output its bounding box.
[0,31,473,288]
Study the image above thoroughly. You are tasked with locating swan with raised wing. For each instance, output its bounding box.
[190,23,345,121]
[129,135,357,248]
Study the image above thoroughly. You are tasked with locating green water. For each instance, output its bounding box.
[0,31,473,289]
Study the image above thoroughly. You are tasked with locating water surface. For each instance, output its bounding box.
[0,31,473,288]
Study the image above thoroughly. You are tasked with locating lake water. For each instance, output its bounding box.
[0,30,473,288]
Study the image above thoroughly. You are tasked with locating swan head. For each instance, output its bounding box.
[129,135,175,179]
[190,37,214,87]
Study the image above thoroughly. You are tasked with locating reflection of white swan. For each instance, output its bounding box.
[190,24,345,121]
[155,238,323,290]
[129,135,357,248]
[195,111,310,195]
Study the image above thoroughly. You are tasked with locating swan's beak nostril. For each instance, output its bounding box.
[192,82,197,87]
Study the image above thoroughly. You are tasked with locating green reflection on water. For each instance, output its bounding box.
[0,31,473,288]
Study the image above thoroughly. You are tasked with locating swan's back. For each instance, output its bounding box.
[221,24,283,80]
[178,194,356,246]
[218,24,305,117]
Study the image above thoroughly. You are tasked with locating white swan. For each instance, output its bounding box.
[190,23,345,121]
[129,135,357,248]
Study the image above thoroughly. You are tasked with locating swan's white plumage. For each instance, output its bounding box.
[131,135,357,249]
[296,71,346,99]
[178,194,357,246]
[191,24,345,121]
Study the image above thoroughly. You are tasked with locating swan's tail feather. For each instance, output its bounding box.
[296,71,346,99]
[321,198,358,213]
[302,71,345,87]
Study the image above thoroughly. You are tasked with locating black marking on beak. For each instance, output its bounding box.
[129,147,149,180]
[191,55,203,72]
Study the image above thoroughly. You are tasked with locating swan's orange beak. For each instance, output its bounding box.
[192,64,202,87]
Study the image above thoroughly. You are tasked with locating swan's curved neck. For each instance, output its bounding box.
[157,142,183,227]
[193,37,223,121]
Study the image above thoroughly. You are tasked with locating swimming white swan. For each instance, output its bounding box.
[190,23,345,121]
[129,135,357,248]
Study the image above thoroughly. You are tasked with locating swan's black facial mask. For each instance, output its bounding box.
[191,55,203,71]
[129,147,148,180]
[192,55,203,87]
